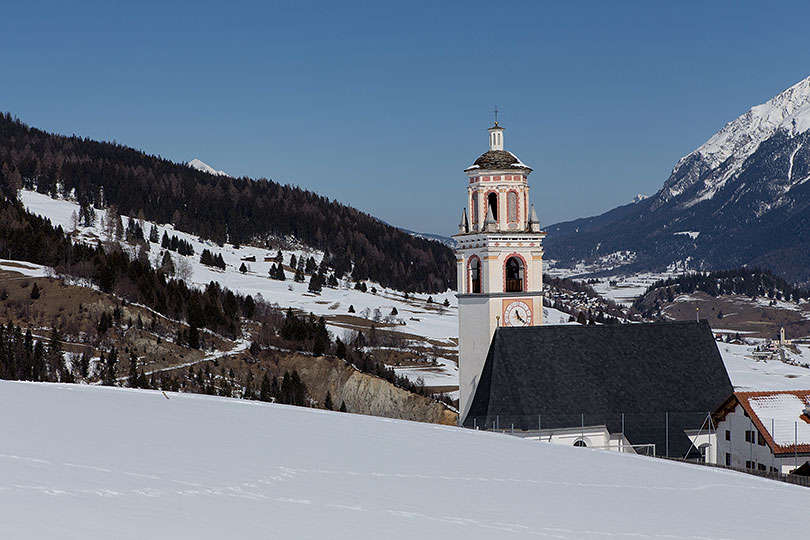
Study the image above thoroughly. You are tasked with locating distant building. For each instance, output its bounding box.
[691,390,810,474]
[463,320,734,458]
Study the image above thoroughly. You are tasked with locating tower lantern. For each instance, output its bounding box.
[454,119,546,423]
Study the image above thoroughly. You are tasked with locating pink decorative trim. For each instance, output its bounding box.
[507,189,519,223]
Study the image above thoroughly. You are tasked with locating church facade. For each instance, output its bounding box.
[454,121,546,422]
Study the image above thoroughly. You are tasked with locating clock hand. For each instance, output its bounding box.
[515,311,524,322]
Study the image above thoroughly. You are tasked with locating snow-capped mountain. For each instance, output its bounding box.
[546,75,810,286]
[655,76,810,210]
[188,158,229,177]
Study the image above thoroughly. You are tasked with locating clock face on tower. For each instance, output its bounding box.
[503,300,532,327]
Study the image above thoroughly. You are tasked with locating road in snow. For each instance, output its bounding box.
[1,381,808,540]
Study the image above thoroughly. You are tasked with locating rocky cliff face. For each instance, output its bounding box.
[546,75,810,286]
[276,354,457,425]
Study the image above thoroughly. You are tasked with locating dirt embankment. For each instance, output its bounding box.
[275,354,457,425]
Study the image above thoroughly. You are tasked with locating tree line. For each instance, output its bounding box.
[634,267,810,315]
[0,113,454,293]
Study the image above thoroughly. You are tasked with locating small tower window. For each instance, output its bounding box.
[573,439,587,447]
[469,257,481,294]
[471,192,478,225]
[488,192,498,221]
[507,191,518,222]
[505,256,524,292]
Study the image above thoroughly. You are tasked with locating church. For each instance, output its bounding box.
[454,120,734,458]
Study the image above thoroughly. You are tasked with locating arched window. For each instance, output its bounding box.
[487,192,498,221]
[573,439,587,447]
[471,192,478,226]
[505,256,524,292]
[507,191,518,222]
[469,257,481,293]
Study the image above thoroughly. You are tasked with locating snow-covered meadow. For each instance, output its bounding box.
[19,189,460,383]
[2,380,808,540]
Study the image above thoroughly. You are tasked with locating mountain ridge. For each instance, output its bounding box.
[545,75,810,286]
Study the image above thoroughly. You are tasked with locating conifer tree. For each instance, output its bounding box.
[128,352,138,388]
[30,282,40,300]
[259,373,272,402]
[239,262,247,273]
[335,338,346,359]
[308,273,322,293]
[339,401,347,412]
[324,391,334,411]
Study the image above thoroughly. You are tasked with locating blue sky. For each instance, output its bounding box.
[2,1,810,235]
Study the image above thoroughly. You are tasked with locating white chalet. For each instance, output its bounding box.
[688,390,810,474]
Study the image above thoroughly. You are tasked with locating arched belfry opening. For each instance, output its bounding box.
[488,192,498,221]
[469,257,481,293]
[505,256,524,292]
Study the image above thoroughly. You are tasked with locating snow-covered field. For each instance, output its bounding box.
[19,189,460,383]
[1,380,807,540]
[719,341,810,391]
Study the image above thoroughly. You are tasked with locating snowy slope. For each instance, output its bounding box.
[187,158,229,177]
[19,188,461,387]
[1,380,807,540]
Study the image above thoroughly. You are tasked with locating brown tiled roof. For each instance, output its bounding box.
[714,390,810,456]
[465,150,531,172]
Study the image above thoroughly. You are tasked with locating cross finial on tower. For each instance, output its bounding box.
[493,105,499,126]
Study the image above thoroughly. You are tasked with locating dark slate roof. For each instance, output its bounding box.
[464,320,733,458]
[465,150,531,172]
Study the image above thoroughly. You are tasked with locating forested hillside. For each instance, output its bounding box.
[0,113,454,293]
[633,268,810,316]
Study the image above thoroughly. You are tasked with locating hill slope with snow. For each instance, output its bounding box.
[1,380,808,539]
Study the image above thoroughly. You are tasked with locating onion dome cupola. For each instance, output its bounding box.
[465,121,532,173]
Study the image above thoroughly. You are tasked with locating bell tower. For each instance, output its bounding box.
[454,119,546,423]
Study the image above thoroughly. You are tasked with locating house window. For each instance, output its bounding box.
[505,256,524,292]
[757,432,766,446]
[745,460,754,469]
[725,430,730,441]
[507,191,518,222]
[757,463,766,471]
[487,192,498,221]
[469,257,481,294]
[745,430,756,443]
[725,453,731,466]
[770,466,779,473]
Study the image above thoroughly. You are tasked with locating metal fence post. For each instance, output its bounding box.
[665,412,669,458]
[621,413,625,453]
[796,421,799,471]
